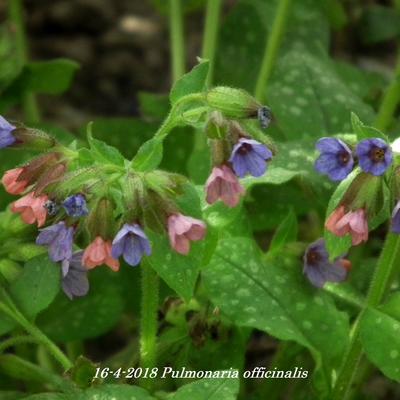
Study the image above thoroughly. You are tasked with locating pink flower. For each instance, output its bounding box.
[168,213,207,255]
[11,192,48,227]
[205,165,245,207]
[83,236,120,271]
[325,205,368,246]
[2,168,28,195]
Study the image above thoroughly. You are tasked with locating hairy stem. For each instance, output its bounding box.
[8,0,40,123]
[332,234,400,400]
[374,50,400,131]
[0,335,39,353]
[139,259,159,391]
[254,0,293,102]
[169,0,185,82]
[0,292,72,371]
[201,0,223,85]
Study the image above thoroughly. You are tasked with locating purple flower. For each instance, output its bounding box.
[63,194,89,217]
[0,116,16,149]
[229,138,272,178]
[315,138,354,181]
[36,221,74,262]
[111,223,151,266]
[356,138,393,176]
[391,201,400,234]
[61,251,89,300]
[303,239,351,288]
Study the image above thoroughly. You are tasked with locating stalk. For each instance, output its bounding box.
[169,0,185,82]
[201,0,223,85]
[8,0,40,123]
[332,234,400,399]
[139,259,159,391]
[254,0,293,102]
[374,51,400,132]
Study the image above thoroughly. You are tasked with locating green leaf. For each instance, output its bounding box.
[37,268,124,342]
[171,376,240,400]
[203,238,349,388]
[0,59,79,112]
[10,255,60,319]
[269,208,298,254]
[131,137,164,172]
[350,112,387,141]
[170,61,209,105]
[87,126,125,166]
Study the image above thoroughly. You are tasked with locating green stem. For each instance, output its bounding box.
[0,294,72,371]
[201,0,223,86]
[0,335,39,353]
[374,50,400,132]
[332,234,400,400]
[8,0,40,123]
[139,259,159,391]
[254,0,292,102]
[169,0,185,82]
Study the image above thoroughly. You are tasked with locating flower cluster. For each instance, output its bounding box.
[1,116,207,300]
[202,89,275,208]
[315,137,393,181]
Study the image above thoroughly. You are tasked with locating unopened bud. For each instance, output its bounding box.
[87,197,115,239]
[12,127,56,150]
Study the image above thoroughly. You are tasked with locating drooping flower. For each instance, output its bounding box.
[229,138,272,177]
[315,138,354,181]
[325,205,368,246]
[391,201,400,234]
[44,200,60,216]
[258,106,272,129]
[61,251,89,300]
[205,165,245,207]
[2,168,28,195]
[83,236,119,271]
[0,116,16,149]
[111,224,151,267]
[36,221,74,262]
[63,194,89,217]
[356,138,393,176]
[11,192,48,227]
[303,239,351,288]
[168,213,207,255]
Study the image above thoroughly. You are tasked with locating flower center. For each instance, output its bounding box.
[370,147,385,163]
[338,151,350,165]
[306,250,321,266]
[238,142,252,155]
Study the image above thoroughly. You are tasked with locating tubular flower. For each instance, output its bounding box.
[315,138,354,181]
[303,239,351,288]
[61,251,89,299]
[168,213,207,255]
[0,116,16,148]
[2,167,28,195]
[83,236,119,271]
[111,224,151,267]
[356,138,393,176]
[36,221,74,262]
[229,138,272,178]
[11,192,48,227]
[205,165,245,207]
[63,194,89,217]
[325,205,368,246]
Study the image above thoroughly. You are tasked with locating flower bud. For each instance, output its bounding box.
[33,162,67,195]
[206,87,261,119]
[12,127,56,150]
[0,259,22,284]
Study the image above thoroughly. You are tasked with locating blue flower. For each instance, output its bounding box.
[111,223,151,266]
[61,251,89,300]
[63,194,89,217]
[229,138,272,178]
[0,116,16,149]
[36,221,74,262]
[356,138,393,176]
[315,138,354,181]
[303,239,350,288]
